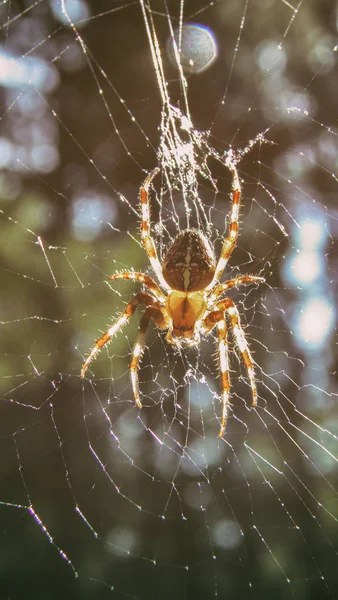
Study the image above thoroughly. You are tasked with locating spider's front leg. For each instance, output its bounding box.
[203,297,257,437]
[81,292,161,384]
[202,310,231,437]
[216,318,231,438]
[129,305,169,407]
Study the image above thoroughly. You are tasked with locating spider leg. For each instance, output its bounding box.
[217,319,230,438]
[140,168,170,290]
[130,305,168,408]
[109,271,166,303]
[206,158,241,290]
[202,297,257,436]
[80,292,161,379]
[209,275,265,304]
[216,297,257,408]
[201,310,231,437]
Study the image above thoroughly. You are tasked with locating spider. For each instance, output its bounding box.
[81,163,265,437]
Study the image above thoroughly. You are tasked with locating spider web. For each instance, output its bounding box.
[1,0,338,598]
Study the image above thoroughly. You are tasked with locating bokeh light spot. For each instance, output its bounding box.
[167,24,218,74]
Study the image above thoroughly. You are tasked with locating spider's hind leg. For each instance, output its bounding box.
[206,157,242,290]
[139,168,169,290]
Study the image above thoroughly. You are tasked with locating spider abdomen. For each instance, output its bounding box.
[162,229,216,292]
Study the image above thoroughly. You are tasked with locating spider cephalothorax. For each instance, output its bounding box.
[81,165,264,437]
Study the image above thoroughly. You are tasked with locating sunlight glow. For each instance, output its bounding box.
[297,217,326,250]
[288,251,323,284]
[212,519,242,550]
[71,193,118,241]
[167,24,218,73]
[0,52,59,91]
[256,41,287,74]
[296,297,334,348]
[51,0,90,26]
[283,215,327,285]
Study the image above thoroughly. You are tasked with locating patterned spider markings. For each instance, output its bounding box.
[81,164,264,437]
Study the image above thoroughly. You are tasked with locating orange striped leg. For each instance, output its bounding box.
[109,271,166,303]
[80,292,160,379]
[139,168,169,290]
[203,297,257,435]
[206,160,241,290]
[216,297,257,409]
[202,309,231,436]
[209,275,265,304]
[129,305,167,407]
[201,310,231,436]
[217,319,231,437]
